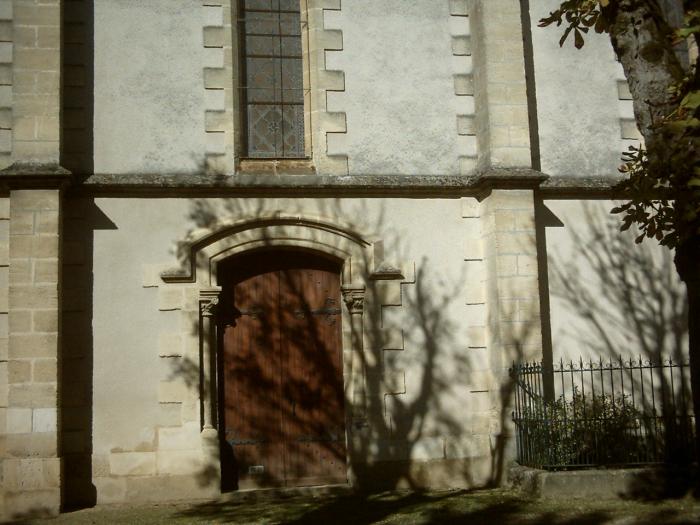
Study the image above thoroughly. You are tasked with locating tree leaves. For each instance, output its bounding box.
[539,0,607,48]
[544,1,700,251]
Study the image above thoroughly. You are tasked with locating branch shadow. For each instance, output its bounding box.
[545,202,694,500]
[165,196,509,518]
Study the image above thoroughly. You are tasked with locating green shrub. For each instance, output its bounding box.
[520,389,644,468]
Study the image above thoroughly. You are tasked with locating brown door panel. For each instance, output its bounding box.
[221,251,347,488]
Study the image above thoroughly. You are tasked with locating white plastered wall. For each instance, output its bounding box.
[324,0,465,175]
[543,199,687,363]
[81,195,503,497]
[530,0,631,177]
[93,0,206,174]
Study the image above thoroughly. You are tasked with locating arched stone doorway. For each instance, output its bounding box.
[216,249,348,489]
[156,215,412,491]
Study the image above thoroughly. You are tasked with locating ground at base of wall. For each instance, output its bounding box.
[509,464,700,501]
[10,488,700,525]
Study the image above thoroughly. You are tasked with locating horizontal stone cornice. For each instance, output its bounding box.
[42,170,630,198]
[70,168,556,197]
[0,163,73,190]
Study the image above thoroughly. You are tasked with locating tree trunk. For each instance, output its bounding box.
[605,0,685,144]
[674,238,700,463]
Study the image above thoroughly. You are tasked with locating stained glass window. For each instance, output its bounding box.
[240,0,306,158]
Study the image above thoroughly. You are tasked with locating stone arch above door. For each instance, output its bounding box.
[161,215,378,288]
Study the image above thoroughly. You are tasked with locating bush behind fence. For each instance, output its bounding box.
[511,356,696,469]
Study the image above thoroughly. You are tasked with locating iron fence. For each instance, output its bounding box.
[511,356,696,470]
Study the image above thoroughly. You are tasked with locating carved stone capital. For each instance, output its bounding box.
[200,297,218,317]
[199,289,221,318]
[341,286,365,315]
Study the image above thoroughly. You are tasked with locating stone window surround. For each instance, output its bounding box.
[154,214,413,485]
[203,0,348,176]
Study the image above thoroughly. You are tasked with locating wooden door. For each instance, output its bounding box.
[220,251,347,489]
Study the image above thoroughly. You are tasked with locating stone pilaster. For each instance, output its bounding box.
[469,0,531,170]
[11,0,61,164]
[480,189,543,467]
[4,188,62,519]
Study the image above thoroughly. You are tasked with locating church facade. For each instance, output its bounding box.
[0,0,685,519]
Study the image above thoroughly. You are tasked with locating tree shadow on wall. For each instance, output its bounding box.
[163,196,527,523]
[547,202,694,500]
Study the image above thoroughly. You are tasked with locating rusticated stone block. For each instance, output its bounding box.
[8,360,31,383]
[32,407,57,432]
[158,288,184,311]
[33,259,59,283]
[375,281,401,306]
[157,422,200,451]
[94,476,127,504]
[10,211,35,235]
[109,451,156,477]
[156,450,203,476]
[158,380,188,403]
[3,488,61,519]
[9,310,31,333]
[10,190,60,212]
[33,310,58,332]
[8,383,57,408]
[8,333,58,358]
[4,431,58,458]
[6,407,32,434]
[9,236,59,258]
[32,359,57,383]
[158,403,182,427]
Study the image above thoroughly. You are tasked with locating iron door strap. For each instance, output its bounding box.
[292,298,341,324]
[227,438,267,446]
[295,432,341,443]
[235,306,264,319]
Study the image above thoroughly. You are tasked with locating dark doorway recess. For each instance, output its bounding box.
[217,250,348,490]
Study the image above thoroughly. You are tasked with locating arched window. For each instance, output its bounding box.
[238,0,306,158]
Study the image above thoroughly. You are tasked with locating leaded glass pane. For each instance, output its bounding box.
[279,13,301,36]
[281,58,303,104]
[282,105,305,157]
[247,105,283,158]
[241,0,305,158]
[278,0,297,11]
[280,36,301,57]
[245,35,280,56]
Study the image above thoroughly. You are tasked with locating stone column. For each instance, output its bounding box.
[199,289,219,434]
[199,289,220,482]
[342,285,365,425]
[4,188,62,518]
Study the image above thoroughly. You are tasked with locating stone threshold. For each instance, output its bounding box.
[509,464,698,500]
[216,483,353,503]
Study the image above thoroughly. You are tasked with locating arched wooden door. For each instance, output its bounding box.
[218,250,347,489]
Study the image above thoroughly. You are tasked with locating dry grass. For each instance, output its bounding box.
[11,488,700,525]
